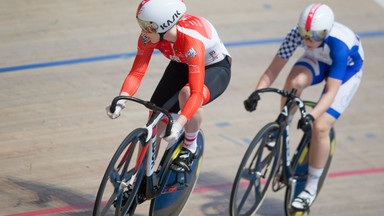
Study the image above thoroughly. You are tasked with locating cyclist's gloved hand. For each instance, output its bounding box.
[244,92,260,112]
[161,122,183,144]
[106,100,126,119]
[298,114,315,132]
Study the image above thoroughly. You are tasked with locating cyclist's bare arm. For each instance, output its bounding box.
[256,55,287,90]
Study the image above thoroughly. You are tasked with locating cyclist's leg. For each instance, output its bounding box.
[172,56,231,172]
[293,65,363,210]
[303,113,335,191]
[180,56,231,144]
[182,56,231,149]
[283,54,327,209]
[308,67,363,186]
[178,86,202,153]
[150,61,189,147]
[281,54,317,122]
[150,61,189,112]
[309,67,362,187]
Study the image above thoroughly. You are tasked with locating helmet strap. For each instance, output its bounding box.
[159,32,165,42]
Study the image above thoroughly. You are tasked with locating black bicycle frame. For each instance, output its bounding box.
[253,88,310,186]
[110,96,180,201]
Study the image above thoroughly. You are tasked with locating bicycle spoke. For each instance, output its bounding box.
[230,122,281,216]
[93,128,146,216]
[100,173,128,215]
[101,192,119,215]
[237,176,258,213]
[94,97,189,216]
[230,90,336,216]
[259,151,276,175]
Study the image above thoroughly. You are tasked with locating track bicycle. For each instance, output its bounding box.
[93,96,204,216]
[230,88,335,216]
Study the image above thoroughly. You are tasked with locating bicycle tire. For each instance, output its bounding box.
[148,130,205,216]
[230,122,282,216]
[284,126,336,216]
[93,128,147,216]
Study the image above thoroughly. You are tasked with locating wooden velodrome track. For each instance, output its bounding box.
[1,0,383,215]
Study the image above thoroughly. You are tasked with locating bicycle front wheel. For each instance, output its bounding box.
[230,122,281,216]
[93,128,147,216]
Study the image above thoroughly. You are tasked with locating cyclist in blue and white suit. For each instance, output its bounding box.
[244,3,363,211]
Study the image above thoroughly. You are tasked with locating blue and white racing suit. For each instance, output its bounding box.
[277,22,364,119]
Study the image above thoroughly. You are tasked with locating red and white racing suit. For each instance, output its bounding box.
[121,14,231,120]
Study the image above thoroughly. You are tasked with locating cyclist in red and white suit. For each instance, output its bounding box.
[107,0,231,172]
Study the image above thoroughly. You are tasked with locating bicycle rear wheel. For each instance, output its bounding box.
[230,122,281,216]
[149,130,205,216]
[93,128,147,216]
[284,102,336,216]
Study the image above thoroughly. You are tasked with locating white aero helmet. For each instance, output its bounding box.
[298,3,334,41]
[136,0,186,34]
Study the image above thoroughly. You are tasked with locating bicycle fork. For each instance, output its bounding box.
[144,128,158,200]
[272,125,290,192]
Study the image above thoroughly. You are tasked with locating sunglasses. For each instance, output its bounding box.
[298,26,327,42]
[137,18,158,33]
